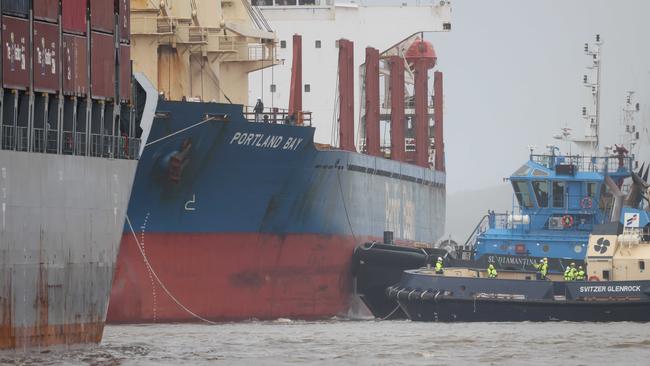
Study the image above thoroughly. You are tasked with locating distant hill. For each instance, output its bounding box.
[444,184,514,244]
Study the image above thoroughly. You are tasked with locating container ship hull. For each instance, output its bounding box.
[107,100,445,323]
[0,152,136,349]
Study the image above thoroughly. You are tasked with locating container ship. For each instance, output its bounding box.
[0,0,146,349]
[107,0,451,323]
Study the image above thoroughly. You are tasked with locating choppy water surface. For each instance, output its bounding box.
[4,320,650,365]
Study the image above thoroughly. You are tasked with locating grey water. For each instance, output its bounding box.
[3,320,650,365]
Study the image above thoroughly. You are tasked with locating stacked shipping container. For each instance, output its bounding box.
[1,0,133,156]
[1,15,30,90]
[34,0,59,23]
[33,21,60,93]
[1,1,132,101]
[118,0,131,102]
[62,34,88,95]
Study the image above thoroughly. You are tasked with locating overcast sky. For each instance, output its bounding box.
[424,0,650,193]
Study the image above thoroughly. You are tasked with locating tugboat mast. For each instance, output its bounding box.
[573,34,603,155]
[621,91,641,165]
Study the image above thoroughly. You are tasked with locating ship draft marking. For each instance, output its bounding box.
[185,195,197,211]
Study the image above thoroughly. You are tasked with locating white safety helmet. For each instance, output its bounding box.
[437,257,443,261]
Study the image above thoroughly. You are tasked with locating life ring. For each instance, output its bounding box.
[588,275,600,282]
[562,215,574,228]
[580,196,593,209]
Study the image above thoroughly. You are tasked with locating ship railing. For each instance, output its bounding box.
[620,227,650,245]
[46,130,58,154]
[252,0,334,7]
[31,128,58,153]
[17,126,28,152]
[129,15,172,36]
[88,134,140,160]
[1,125,15,150]
[114,135,140,160]
[243,106,312,126]
[530,154,634,174]
[62,131,87,156]
[4,126,30,152]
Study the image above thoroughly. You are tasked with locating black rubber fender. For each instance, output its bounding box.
[407,290,422,301]
[386,286,399,298]
[433,290,442,303]
[397,288,413,300]
[421,290,436,301]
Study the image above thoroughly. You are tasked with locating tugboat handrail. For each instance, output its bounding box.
[529,154,633,174]
[463,214,490,248]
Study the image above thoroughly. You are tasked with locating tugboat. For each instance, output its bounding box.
[388,211,650,322]
[352,34,648,318]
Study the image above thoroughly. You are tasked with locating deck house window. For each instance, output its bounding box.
[586,182,597,197]
[602,270,610,281]
[512,181,533,209]
[532,181,549,207]
[553,181,565,208]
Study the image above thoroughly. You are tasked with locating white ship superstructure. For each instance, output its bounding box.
[249,0,452,143]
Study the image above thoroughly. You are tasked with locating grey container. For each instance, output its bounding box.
[1,0,29,18]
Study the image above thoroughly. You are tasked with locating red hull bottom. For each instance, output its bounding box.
[107,233,368,323]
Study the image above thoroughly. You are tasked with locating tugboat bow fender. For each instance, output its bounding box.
[387,285,439,301]
[433,290,442,303]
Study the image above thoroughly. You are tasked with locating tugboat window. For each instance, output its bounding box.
[552,181,565,208]
[640,261,645,271]
[586,182,598,197]
[532,181,549,207]
[512,181,533,208]
[599,183,612,210]
[513,164,531,177]
[602,270,610,281]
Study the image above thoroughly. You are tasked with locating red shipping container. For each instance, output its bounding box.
[63,33,88,96]
[34,0,60,23]
[62,0,87,34]
[118,0,130,43]
[33,21,61,93]
[91,31,115,99]
[119,44,131,101]
[2,16,30,89]
[90,0,115,34]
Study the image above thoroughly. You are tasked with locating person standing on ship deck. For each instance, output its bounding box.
[254,97,264,122]
[435,257,444,274]
[534,258,548,280]
[487,264,498,278]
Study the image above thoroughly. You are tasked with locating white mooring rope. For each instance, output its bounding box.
[125,215,219,325]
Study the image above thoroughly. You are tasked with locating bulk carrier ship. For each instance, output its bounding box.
[1,0,147,349]
[107,0,451,323]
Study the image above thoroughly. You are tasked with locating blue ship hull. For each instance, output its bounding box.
[107,100,446,323]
